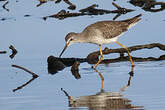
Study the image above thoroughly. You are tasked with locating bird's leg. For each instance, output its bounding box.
[94,68,104,91]
[120,70,134,92]
[115,41,135,67]
[93,45,103,69]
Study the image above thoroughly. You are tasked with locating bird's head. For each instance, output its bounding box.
[59,32,79,57]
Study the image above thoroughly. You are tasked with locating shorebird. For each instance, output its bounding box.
[59,14,142,69]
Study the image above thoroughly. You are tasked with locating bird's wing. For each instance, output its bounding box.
[92,21,128,39]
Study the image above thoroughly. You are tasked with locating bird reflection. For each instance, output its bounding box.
[61,70,144,110]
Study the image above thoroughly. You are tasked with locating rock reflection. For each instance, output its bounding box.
[61,71,144,110]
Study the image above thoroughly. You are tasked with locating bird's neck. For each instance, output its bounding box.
[75,33,87,43]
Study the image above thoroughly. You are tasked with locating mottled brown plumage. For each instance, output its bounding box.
[82,14,141,40]
[59,14,142,69]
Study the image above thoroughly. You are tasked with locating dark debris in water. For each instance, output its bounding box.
[43,2,135,20]
[43,10,85,20]
[0,51,7,54]
[9,45,17,59]
[47,43,165,76]
[1,0,165,21]
[47,55,86,75]
[129,0,165,12]
[2,1,9,12]
[63,0,76,10]
[12,64,39,92]
[0,17,7,21]
[37,0,76,10]
[24,14,31,17]
[12,64,39,78]
[87,43,165,64]
[111,2,135,20]
[13,77,38,92]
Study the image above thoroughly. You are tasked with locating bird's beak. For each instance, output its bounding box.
[59,42,69,58]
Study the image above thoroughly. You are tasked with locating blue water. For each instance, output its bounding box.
[0,0,165,110]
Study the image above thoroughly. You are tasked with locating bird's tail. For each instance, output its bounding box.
[123,14,142,24]
[122,14,142,29]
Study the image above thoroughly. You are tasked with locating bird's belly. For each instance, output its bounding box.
[101,36,119,44]
[90,36,119,45]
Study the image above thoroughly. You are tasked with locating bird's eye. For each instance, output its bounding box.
[70,38,73,41]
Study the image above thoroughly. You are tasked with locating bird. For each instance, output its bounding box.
[59,14,142,69]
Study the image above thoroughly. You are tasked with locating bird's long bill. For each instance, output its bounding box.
[59,43,68,58]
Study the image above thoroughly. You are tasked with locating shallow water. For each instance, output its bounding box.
[0,0,165,110]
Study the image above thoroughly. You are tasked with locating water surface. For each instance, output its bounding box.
[0,0,165,110]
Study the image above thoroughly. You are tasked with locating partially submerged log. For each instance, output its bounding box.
[43,10,85,20]
[87,43,165,63]
[43,2,134,20]
[63,0,76,10]
[111,2,135,20]
[129,0,165,12]
[48,43,165,73]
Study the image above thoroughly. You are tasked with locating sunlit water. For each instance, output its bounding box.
[0,0,165,110]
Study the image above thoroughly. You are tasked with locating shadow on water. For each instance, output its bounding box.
[61,69,144,110]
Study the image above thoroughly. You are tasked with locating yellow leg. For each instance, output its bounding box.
[94,68,104,91]
[115,41,135,67]
[93,45,103,69]
[98,72,104,91]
